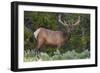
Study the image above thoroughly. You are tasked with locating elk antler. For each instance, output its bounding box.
[58,14,69,26]
[73,16,80,26]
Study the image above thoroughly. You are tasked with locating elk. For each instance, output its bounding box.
[34,14,80,55]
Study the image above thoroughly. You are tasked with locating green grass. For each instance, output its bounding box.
[24,49,90,62]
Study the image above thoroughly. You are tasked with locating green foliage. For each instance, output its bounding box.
[24,49,90,62]
[24,11,90,61]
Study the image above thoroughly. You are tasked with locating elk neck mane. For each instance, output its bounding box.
[63,30,71,41]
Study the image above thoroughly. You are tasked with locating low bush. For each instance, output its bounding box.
[24,49,90,62]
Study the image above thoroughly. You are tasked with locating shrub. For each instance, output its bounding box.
[24,49,90,62]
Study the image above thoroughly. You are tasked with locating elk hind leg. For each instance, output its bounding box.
[35,39,45,58]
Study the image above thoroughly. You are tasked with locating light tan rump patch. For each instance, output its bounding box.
[34,28,41,39]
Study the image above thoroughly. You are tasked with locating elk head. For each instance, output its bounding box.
[58,14,80,34]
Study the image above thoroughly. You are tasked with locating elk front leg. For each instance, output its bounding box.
[56,44,61,54]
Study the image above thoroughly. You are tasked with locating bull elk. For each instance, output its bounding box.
[34,14,80,55]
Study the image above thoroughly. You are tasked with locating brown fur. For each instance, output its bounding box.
[35,27,69,51]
